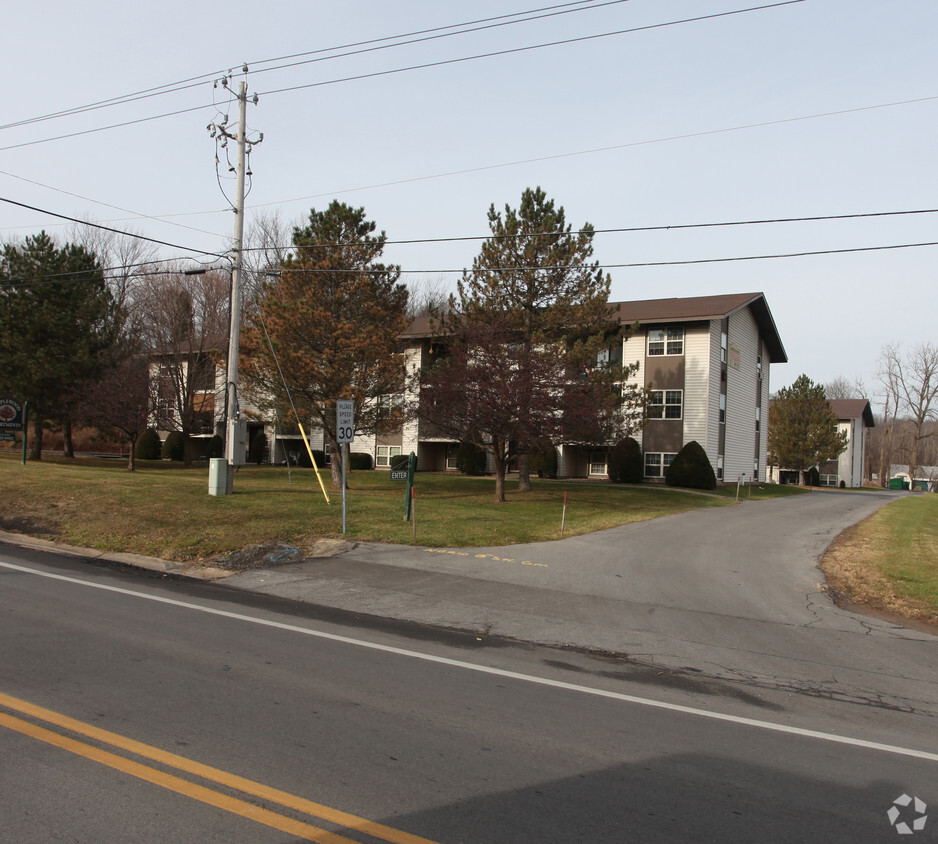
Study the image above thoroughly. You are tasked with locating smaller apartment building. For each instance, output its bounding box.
[766,398,874,488]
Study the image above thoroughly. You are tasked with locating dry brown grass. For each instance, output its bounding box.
[821,497,938,628]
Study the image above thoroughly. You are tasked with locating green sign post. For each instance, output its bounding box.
[402,452,416,522]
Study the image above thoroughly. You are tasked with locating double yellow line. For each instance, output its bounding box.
[0,691,437,844]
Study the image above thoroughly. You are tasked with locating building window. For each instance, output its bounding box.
[717,455,724,481]
[719,393,726,425]
[648,389,683,420]
[648,326,684,356]
[589,451,607,476]
[376,445,402,467]
[819,473,838,487]
[753,460,759,481]
[721,331,728,363]
[644,452,676,478]
[755,406,760,432]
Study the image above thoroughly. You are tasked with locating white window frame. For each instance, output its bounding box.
[376,445,402,468]
[819,473,838,487]
[719,394,726,425]
[648,389,683,420]
[647,326,684,357]
[717,455,724,481]
[588,450,608,477]
[644,452,676,478]
[755,406,761,432]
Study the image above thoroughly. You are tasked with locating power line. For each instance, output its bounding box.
[0,256,227,289]
[241,207,938,252]
[264,239,938,276]
[259,2,805,99]
[252,94,938,213]
[0,2,802,153]
[0,168,227,239]
[0,196,224,257]
[247,1,631,80]
[0,1,615,134]
[6,234,937,289]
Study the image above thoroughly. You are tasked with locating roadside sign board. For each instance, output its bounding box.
[336,400,354,444]
[389,469,408,481]
[0,398,24,431]
[0,432,15,442]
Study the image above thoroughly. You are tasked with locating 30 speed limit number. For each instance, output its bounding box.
[336,400,355,444]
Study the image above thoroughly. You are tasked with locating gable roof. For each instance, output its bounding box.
[608,292,787,362]
[830,398,875,427]
[403,292,787,363]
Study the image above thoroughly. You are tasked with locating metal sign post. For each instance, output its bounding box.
[336,400,355,534]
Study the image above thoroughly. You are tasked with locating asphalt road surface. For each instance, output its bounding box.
[2,542,936,842]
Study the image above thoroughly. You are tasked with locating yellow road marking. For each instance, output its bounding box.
[0,691,437,844]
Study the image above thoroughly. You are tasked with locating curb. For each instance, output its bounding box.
[0,530,232,582]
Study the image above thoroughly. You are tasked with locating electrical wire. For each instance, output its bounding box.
[0,1,615,134]
[239,207,938,252]
[0,196,224,257]
[0,1,803,153]
[258,2,804,99]
[262,238,938,276]
[0,167,228,239]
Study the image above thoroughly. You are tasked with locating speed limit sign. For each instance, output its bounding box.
[336,400,355,444]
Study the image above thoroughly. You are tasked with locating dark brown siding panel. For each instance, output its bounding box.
[642,421,684,453]
[644,356,685,389]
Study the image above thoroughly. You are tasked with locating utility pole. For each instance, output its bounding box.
[207,68,262,494]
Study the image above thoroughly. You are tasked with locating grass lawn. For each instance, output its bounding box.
[0,453,736,561]
[821,493,938,627]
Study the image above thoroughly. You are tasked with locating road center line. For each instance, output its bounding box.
[0,691,436,844]
[4,558,937,764]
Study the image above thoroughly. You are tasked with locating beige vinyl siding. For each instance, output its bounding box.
[623,331,646,448]
[708,319,723,469]
[682,322,712,452]
[724,308,761,481]
[758,340,770,480]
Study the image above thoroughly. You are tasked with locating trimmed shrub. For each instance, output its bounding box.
[348,451,373,470]
[529,443,558,479]
[607,437,643,483]
[454,441,487,475]
[161,431,185,462]
[390,453,411,471]
[135,429,162,461]
[209,434,224,459]
[665,440,716,490]
[249,430,269,465]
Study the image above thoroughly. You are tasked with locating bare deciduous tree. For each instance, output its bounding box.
[881,342,938,487]
[137,268,229,464]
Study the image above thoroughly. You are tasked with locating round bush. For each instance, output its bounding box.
[208,434,224,459]
[390,453,412,471]
[161,431,185,462]
[607,437,643,483]
[454,442,487,475]
[135,429,162,461]
[665,440,716,490]
[348,451,373,470]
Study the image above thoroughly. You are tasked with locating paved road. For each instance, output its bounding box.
[2,546,936,843]
[227,489,938,717]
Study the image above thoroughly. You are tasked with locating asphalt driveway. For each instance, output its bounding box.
[228,488,938,716]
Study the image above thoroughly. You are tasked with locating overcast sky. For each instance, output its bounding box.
[2,0,935,396]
